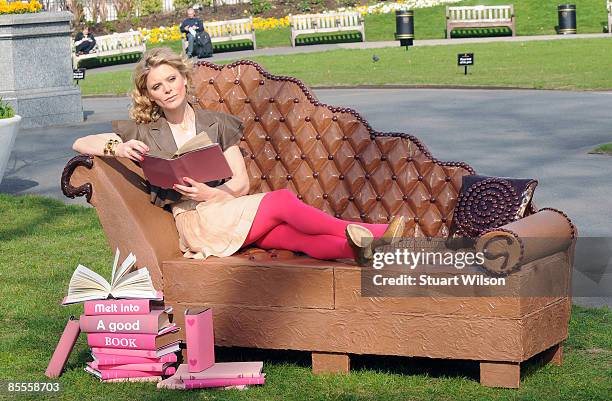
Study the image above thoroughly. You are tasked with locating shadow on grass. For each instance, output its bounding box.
[358,346,566,384]
[77,52,143,69]
[449,27,513,39]
[352,354,480,382]
[0,195,90,242]
[74,347,93,367]
[296,32,364,46]
[208,344,560,385]
[212,41,256,53]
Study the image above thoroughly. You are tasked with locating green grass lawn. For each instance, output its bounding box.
[0,193,611,400]
[590,143,612,154]
[80,37,612,96]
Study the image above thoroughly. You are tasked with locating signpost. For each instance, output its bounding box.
[73,68,86,85]
[457,53,474,75]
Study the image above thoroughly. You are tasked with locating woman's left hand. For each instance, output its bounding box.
[173,177,233,202]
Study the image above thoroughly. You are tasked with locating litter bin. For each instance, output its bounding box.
[395,9,414,48]
[558,4,576,34]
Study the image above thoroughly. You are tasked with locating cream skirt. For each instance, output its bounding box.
[171,192,267,260]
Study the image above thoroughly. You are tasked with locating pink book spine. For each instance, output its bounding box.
[45,317,81,378]
[79,311,162,334]
[93,353,177,365]
[185,308,215,373]
[84,299,151,316]
[97,367,176,380]
[183,376,265,389]
[90,347,164,358]
[105,376,162,383]
[93,361,169,372]
[87,333,158,350]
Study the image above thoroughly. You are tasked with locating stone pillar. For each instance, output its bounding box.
[0,11,82,129]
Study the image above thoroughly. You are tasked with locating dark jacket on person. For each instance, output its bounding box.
[75,31,95,44]
[180,18,204,37]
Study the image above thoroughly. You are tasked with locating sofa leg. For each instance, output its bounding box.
[480,361,520,388]
[312,352,350,374]
[542,343,563,366]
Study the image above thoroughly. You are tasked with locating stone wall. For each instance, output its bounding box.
[0,11,82,128]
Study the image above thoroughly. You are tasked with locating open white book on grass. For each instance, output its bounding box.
[62,249,162,305]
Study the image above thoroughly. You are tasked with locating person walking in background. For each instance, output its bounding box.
[180,8,204,58]
[74,26,96,55]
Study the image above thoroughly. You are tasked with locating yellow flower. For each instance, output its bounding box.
[0,0,42,14]
[252,16,290,31]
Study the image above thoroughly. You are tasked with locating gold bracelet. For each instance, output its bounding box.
[103,139,120,156]
[110,139,120,156]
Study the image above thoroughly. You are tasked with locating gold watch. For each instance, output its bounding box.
[103,139,120,156]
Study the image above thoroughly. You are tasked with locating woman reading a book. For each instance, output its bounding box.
[72,48,405,266]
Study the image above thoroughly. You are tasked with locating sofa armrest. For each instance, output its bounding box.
[61,155,182,289]
[474,208,577,275]
[62,154,94,202]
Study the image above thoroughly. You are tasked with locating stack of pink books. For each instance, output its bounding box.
[81,298,181,382]
[157,307,265,390]
[47,250,184,381]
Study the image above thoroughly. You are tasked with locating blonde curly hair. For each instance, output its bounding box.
[129,47,194,124]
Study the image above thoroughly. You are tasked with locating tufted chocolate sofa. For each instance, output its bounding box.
[62,60,576,388]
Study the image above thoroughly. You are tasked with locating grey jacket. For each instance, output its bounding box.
[111,106,244,208]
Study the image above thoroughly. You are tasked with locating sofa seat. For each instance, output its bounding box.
[163,249,570,363]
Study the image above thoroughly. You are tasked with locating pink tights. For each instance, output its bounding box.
[242,189,389,259]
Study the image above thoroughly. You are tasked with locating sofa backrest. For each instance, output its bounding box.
[193,60,474,238]
[63,61,475,286]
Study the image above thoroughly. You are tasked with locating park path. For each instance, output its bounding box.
[89,33,612,75]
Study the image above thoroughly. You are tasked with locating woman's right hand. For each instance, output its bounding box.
[115,140,150,161]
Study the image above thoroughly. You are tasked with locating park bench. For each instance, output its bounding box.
[289,11,365,47]
[181,17,257,53]
[608,0,612,33]
[62,60,575,388]
[72,31,146,68]
[446,5,516,38]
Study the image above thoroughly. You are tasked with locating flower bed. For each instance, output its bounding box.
[253,16,290,30]
[339,0,462,15]
[137,0,460,44]
[139,25,182,44]
[140,16,292,43]
[0,0,42,14]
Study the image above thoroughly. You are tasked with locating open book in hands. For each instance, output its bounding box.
[140,134,233,189]
[62,249,161,305]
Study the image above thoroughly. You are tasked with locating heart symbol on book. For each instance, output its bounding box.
[187,319,195,326]
[189,359,197,366]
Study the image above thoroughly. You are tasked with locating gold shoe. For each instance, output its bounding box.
[381,216,406,245]
[345,224,374,267]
